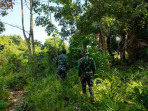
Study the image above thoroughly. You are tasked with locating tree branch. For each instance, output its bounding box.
[2,22,29,34]
[25,0,30,10]
[21,0,28,39]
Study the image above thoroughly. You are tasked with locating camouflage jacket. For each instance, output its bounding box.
[56,54,69,72]
[78,56,96,78]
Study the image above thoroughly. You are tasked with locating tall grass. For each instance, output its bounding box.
[19,64,148,111]
[0,51,147,111]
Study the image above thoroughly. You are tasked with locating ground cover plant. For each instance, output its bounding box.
[0,35,148,111]
[0,0,148,110]
[17,63,147,111]
[1,62,148,111]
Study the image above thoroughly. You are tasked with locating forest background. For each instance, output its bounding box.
[0,0,148,111]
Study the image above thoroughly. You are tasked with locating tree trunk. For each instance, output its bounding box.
[30,0,35,54]
[127,34,137,63]
[99,21,107,51]
[107,35,114,56]
[26,38,32,55]
[96,32,103,51]
[119,35,126,62]
[21,0,35,57]
[21,0,32,56]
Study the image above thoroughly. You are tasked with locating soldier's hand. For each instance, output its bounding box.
[92,74,95,78]
[67,70,69,74]
[79,77,81,82]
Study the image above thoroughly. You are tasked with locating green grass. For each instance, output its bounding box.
[0,62,148,111]
[19,65,148,111]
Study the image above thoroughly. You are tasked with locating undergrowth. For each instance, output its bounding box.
[0,56,148,111]
[17,64,148,111]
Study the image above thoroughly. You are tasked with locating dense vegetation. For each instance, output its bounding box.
[0,0,148,111]
[0,35,147,111]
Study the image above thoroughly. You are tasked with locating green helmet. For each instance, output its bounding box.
[82,49,89,55]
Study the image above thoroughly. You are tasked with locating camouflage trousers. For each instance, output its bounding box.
[57,70,67,80]
[81,76,94,98]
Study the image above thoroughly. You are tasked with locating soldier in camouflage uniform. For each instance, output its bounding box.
[78,49,96,99]
[56,49,69,80]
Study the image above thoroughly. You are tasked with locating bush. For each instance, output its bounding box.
[0,76,9,109]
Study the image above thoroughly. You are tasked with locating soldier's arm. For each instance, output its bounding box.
[66,57,69,71]
[78,60,82,77]
[78,60,82,82]
[92,58,96,75]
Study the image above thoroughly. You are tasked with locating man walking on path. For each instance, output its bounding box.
[78,49,96,101]
[56,49,69,80]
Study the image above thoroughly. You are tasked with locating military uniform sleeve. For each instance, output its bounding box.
[92,58,96,74]
[78,60,82,77]
[66,57,69,70]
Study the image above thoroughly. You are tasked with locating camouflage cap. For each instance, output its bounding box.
[82,49,89,55]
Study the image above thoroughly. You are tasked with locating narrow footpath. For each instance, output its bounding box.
[8,89,24,111]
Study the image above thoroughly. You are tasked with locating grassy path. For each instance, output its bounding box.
[7,89,24,111]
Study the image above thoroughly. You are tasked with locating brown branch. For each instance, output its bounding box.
[21,0,28,39]
[2,22,29,34]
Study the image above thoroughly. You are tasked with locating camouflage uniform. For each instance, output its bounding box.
[56,53,69,80]
[78,50,96,98]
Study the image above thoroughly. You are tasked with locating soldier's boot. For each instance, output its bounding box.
[89,87,95,104]
[57,74,62,80]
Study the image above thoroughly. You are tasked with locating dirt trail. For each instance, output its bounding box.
[8,89,24,111]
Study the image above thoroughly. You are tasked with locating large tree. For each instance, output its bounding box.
[57,0,148,63]
[21,0,35,57]
[33,0,148,63]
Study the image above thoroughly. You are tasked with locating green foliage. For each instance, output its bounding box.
[22,68,100,111]
[0,73,9,109]
[0,0,15,34]
[0,21,5,34]
[18,64,147,111]
[37,0,148,63]
[44,36,68,62]
[94,65,148,110]
[0,100,8,109]
[45,37,68,52]
[90,51,112,69]
[0,77,9,100]
[0,35,147,111]
[7,73,28,90]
